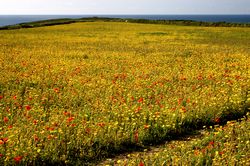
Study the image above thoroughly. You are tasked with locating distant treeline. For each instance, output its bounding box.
[127,18,250,27]
[0,17,249,30]
[0,18,78,30]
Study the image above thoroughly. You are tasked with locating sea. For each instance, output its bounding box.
[0,15,250,27]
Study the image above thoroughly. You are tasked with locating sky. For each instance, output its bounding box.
[0,0,249,15]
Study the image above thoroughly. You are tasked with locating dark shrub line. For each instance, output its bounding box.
[0,17,249,30]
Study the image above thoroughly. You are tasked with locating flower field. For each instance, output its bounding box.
[0,22,249,165]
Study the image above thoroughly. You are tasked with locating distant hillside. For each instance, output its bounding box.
[0,17,249,30]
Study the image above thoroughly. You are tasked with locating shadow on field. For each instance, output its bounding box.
[96,100,250,165]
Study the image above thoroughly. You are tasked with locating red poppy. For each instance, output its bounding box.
[0,154,3,157]
[25,105,31,111]
[85,128,91,134]
[33,120,38,125]
[194,150,199,156]
[227,80,233,85]
[47,135,53,140]
[2,138,8,143]
[178,98,183,105]
[181,106,187,113]
[8,125,13,129]
[215,118,220,123]
[70,124,76,127]
[97,122,105,127]
[3,117,8,123]
[135,106,142,113]
[138,97,143,103]
[0,138,8,145]
[208,75,214,80]
[53,88,60,93]
[235,75,241,80]
[156,99,160,104]
[13,96,17,100]
[67,117,74,123]
[201,148,206,154]
[192,85,196,91]
[0,96,3,100]
[46,127,54,131]
[180,76,187,81]
[209,141,214,146]
[14,156,23,164]
[134,130,139,143]
[171,107,176,111]
[63,111,71,116]
[197,75,203,80]
[34,135,39,141]
[219,151,224,155]
[139,161,144,166]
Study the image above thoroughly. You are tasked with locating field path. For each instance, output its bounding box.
[97,111,250,166]
[97,129,206,166]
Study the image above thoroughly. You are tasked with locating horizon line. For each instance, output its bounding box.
[0,13,250,16]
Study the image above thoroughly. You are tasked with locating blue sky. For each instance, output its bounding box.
[0,0,249,15]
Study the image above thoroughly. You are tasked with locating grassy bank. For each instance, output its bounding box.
[0,22,249,165]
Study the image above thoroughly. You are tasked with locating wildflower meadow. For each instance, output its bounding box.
[0,22,249,165]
